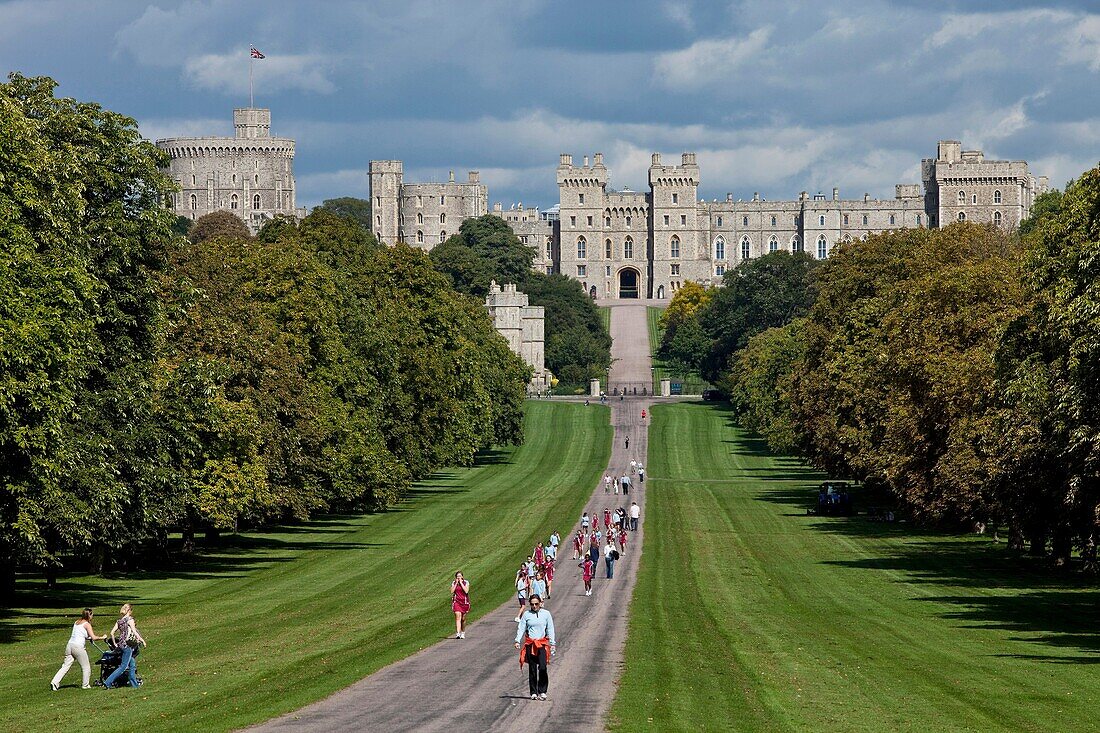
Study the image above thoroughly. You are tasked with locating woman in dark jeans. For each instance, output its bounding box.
[103,603,147,688]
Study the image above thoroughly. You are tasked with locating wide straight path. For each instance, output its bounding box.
[249,304,652,733]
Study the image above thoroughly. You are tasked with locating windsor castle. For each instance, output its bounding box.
[156,109,1048,301]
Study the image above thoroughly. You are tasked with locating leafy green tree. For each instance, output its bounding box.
[189,210,251,244]
[0,73,176,595]
[697,251,820,382]
[1018,188,1063,238]
[315,197,372,231]
[432,215,534,295]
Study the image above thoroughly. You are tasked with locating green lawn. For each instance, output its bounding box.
[2,402,611,733]
[599,305,611,336]
[646,306,712,395]
[610,402,1100,732]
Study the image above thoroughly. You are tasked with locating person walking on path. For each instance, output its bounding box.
[625,436,630,450]
[581,511,590,531]
[544,557,555,598]
[529,570,548,602]
[515,595,556,701]
[638,464,645,483]
[604,474,612,493]
[451,572,471,639]
[621,474,631,496]
[580,556,595,596]
[572,530,583,560]
[515,566,531,622]
[630,501,640,531]
[50,608,105,690]
[630,459,637,475]
[549,530,560,558]
[588,533,600,566]
[603,507,612,531]
[618,527,628,554]
[103,603,146,689]
[641,408,647,422]
[603,538,619,579]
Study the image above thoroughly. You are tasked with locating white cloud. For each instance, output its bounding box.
[1063,15,1100,71]
[662,1,695,33]
[184,52,337,95]
[925,9,1074,50]
[653,26,772,88]
[136,116,229,142]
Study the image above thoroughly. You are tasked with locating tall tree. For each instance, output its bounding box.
[315,197,372,232]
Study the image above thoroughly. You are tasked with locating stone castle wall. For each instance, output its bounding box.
[484,281,548,391]
[156,108,306,233]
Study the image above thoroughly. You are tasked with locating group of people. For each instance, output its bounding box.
[601,459,644,496]
[574,502,640,592]
[50,603,147,691]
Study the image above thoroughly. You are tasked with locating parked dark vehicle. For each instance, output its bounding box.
[808,481,854,516]
[701,389,724,401]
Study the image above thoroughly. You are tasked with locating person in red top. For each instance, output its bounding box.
[603,508,612,530]
[572,531,583,560]
[544,557,555,597]
[451,571,471,639]
[534,542,545,566]
[579,556,595,596]
[641,408,646,421]
[618,527,628,554]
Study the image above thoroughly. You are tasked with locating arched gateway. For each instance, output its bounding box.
[618,267,640,299]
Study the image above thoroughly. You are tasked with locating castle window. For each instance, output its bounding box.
[230,194,238,210]
[993,211,1002,225]
[958,190,966,204]
[605,239,612,258]
[440,213,446,224]
[680,215,686,225]
[958,212,966,222]
[672,193,679,204]
[626,216,631,226]
[253,194,261,209]
[863,214,868,226]
[819,215,825,226]
[189,194,197,210]
[191,174,196,185]
[587,215,593,227]
[577,265,587,277]
[570,216,576,227]
[716,265,725,276]
[769,236,778,252]
[792,235,802,252]
[606,265,612,277]
[843,214,849,226]
[817,235,828,259]
[547,242,553,260]
[579,193,585,204]
[376,215,381,226]
[232,174,236,184]
[440,230,447,242]
[994,190,1002,204]
[671,264,680,276]
[577,236,587,259]
[972,194,977,204]
[889,214,895,226]
[255,174,259,184]
[771,215,777,226]
[624,236,634,259]
[670,236,680,259]
[717,216,723,227]
[715,236,725,260]
[663,215,669,226]
[916,214,922,226]
[740,235,751,260]
[743,216,749,226]
[417,230,424,243]
[440,195,445,205]
[605,217,611,227]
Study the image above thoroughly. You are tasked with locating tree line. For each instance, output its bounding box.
[661,172,1100,566]
[0,74,528,599]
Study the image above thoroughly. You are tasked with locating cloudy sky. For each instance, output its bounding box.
[3,0,1099,209]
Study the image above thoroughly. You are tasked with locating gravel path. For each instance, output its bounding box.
[248,304,653,733]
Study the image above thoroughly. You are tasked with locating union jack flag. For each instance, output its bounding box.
[250,46,265,59]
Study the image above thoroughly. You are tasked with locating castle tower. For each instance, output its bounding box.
[649,152,701,299]
[155,107,304,233]
[369,161,404,245]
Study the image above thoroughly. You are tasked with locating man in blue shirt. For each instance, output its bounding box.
[514,595,556,700]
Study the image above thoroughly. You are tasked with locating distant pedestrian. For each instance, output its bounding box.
[589,534,600,565]
[534,542,545,566]
[603,539,619,578]
[50,608,105,691]
[621,474,631,496]
[544,557,555,597]
[580,557,594,595]
[529,570,548,601]
[618,527,628,554]
[515,567,530,622]
[515,595,556,701]
[603,507,612,531]
[572,531,583,560]
[604,474,612,493]
[641,409,647,421]
[451,572,471,639]
[625,436,630,449]
[638,464,645,483]
[630,459,637,475]
[630,501,640,531]
[581,511,590,531]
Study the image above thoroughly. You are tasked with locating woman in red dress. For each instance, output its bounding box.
[618,527,628,554]
[579,556,594,596]
[572,531,583,560]
[544,557,555,598]
[451,571,471,639]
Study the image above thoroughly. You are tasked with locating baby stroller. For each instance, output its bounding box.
[91,638,143,687]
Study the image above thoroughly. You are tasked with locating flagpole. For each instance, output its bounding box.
[249,44,254,108]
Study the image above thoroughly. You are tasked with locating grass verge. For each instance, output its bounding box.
[610,402,1100,732]
[2,402,611,733]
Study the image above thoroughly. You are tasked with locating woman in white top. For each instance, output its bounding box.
[50,608,105,690]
